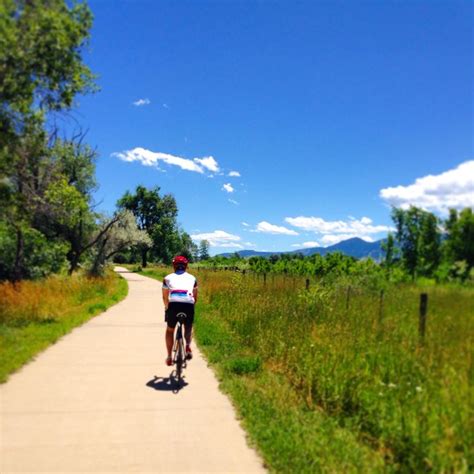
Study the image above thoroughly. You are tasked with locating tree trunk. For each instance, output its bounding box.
[12,227,25,281]
[67,239,82,275]
[141,246,148,268]
[68,252,80,275]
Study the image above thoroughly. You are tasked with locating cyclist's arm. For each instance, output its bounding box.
[162,279,170,309]
[162,288,169,309]
[193,279,198,304]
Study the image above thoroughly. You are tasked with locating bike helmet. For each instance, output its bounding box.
[172,255,189,270]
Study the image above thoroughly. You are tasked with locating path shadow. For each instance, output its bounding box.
[146,374,188,394]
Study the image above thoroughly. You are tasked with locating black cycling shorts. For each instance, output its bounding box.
[165,302,195,329]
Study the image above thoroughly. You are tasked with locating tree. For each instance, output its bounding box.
[381,233,396,271]
[0,0,96,280]
[418,211,441,276]
[177,232,198,262]
[0,0,95,121]
[89,211,152,276]
[42,138,98,274]
[391,206,441,279]
[198,240,210,261]
[1,0,95,180]
[444,208,474,275]
[117,185,179,266]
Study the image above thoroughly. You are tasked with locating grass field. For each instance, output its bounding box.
[140,265,473,472]
[0,270,128,382]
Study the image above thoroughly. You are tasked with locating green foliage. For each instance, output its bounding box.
[381,232,397,270]
[392,206,442,279]
[225,356,261,375]
[444,208,474,275]
[0,0,97,281]
[44,176,89,227]
[0,222,67,280]
[117,185,191,265]
[198,239,210,261]
[198,207,472,286]
[88,211,152,276]
[0,0,95,117]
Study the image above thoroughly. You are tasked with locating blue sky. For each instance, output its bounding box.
[75,0,473,253]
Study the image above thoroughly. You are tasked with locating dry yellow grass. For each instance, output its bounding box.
[0,272,117,323]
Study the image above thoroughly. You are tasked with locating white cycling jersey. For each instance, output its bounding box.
[162,271,197,304]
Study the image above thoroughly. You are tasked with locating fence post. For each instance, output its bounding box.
[305,279,310,290]
[263,272,267,285]
[346,286,351,311]
[419,293,428,343]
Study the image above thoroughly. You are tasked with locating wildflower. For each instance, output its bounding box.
[388,383,396,389]
[416,386,422,393]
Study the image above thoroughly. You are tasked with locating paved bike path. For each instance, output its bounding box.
[0,268,265,473]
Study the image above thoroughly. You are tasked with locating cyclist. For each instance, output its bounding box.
[162,255,198,366]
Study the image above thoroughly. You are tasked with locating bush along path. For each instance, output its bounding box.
[0,267,264,473]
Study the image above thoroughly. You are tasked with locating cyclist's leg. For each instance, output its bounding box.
[165,304,178,364]
[184,322,193,360]
[165,326,174,359]
[184,304,195,344]
[184,321,192,346]
[184,306,194,359]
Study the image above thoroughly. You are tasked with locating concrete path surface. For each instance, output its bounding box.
[0,267,265,473]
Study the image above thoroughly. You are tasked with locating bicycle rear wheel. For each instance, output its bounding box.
[174,323,186,383]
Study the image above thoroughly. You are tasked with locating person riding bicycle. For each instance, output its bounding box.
[162,255,198,366]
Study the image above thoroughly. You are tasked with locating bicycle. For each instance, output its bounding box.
[172,312,188,385]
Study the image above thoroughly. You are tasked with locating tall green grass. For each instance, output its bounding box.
[0,270,128,382]
[192,270,473,473]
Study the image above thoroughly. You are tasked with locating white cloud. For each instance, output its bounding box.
[228,171,241,177]
[194,156,220,173]
[291,241,322,248]
[112,147,210,173]
[190,230,242,248]
[222,183,234,193]
[133,98,151,106]
[380,160,474,213]
[241,222,250,227]
[255,221,299,236]
[228,199,239,205]
[321,234,374,246]
[285,216,391,236]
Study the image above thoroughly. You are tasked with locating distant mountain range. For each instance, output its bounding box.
[217,237,385,260]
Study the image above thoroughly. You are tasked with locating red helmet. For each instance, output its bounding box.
[172,255,189,269]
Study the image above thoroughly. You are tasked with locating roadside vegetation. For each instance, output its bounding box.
[192,270,473,473]
[0,270,127,382]
[196,206,474,287]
